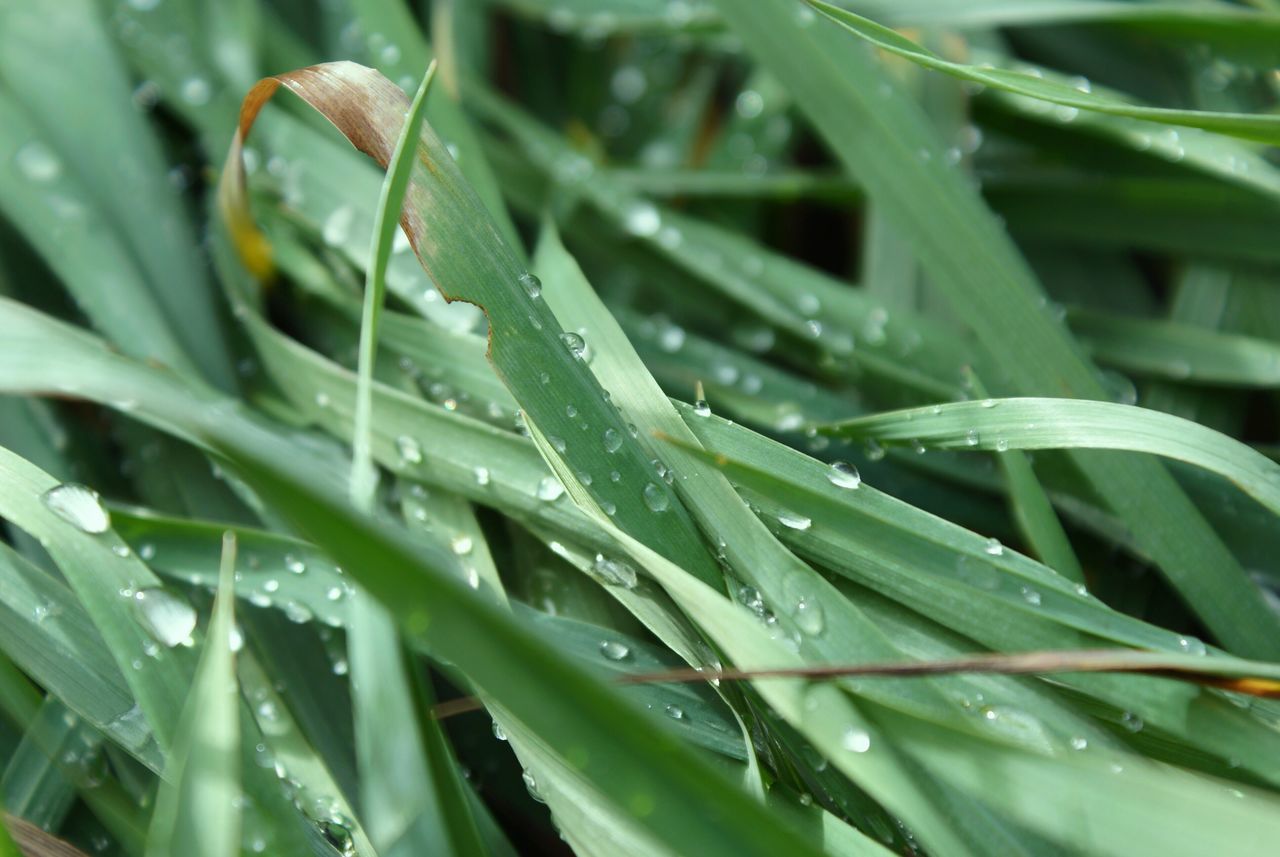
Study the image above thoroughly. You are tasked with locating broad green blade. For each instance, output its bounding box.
[147,533,241,857]
[823,398,1280,519]
[708,0,1280,659]
[1071,309,1280,387]
[809,1,1280,145]
[0,0,234,389]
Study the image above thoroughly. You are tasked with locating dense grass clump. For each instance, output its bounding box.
[3,1,1280,855]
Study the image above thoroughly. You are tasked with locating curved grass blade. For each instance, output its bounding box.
[823,398,1280,519]
[1071,310,1280,387]
[351,59,438,505]
[0,0,235,389]
[346,0,522,251]
[199,427,827,857]
[0,448,191,754]
[711,0,1280,660]
[147,534,241,857]
[809,1,1280,145]
[0,91,199,378]
[219,61,725,591]
[0,257,825,852]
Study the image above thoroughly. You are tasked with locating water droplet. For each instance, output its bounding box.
[592,554,638,589]
[611,66,648,104]
[603,428,623,453]
[664,704,686,721]
[735,89,765,119]
[537,477,565,502]
[599,640,631,661]
[693,398,711,417]
[1070,736,1088,750]
[518,272,542,298]
[559,331,587,358]
[1020,586,1041,606]
[284,601,313,623]
[548,435,567,454]
[642,483,669,512]
[323,205,354,246]
[983,538,1004,556]
[133,588,196,647]
[15,141,61,182]
[492,720,507,741]
[42,483,111,533]
[1120,711,1144,732]
[1177,636,1207,655]
[778,512,812,531]
[658,324,685,352]
[842,727,871,753]
[795,597,825,635]
[396,435,426,466]
[522,769,545,803]
[624,202,662,237]
[827,461,861,489]
[474,466,490,485]
[284,555,306,575]
[451,535,473,556]
[180,76,211,106]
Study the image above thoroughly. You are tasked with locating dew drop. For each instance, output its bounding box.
[983,538,1004,556]
[658,324,685,352]
[559,331,587,358]
[284,554,306,575]
[42,483,111,534]
[518,272,542,298]
[842,728,871,753]
[180,76,211,106]
[778,512,812,531]
[603,428,623,453]
[284,601,312,623]
[15,141,61,182]
[1177,635,1206,655]
[132,588,196,647]
[795,597,825,636]
[522,769,545,803]
[322,205,354,246]
[592,554,638,589]
[473,466,491,486]
[642,483,670,512]
[599,640,631,661]
[451,535,474,556]
[537,476,565,502]
[664,704,686,721]
[827,461,861,489]
[624,202,662,237]
[394,434,423,465]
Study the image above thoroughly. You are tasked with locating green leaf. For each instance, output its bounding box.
[147,533,241,857]
[709,0,1280,660]
[809,1,1280,145]
[823,397,1280,520]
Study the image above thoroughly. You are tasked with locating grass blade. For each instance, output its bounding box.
[146,533,241,857]
[810,1,1280,145]
[710,0,1280,659]
[824,398,1280,519]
